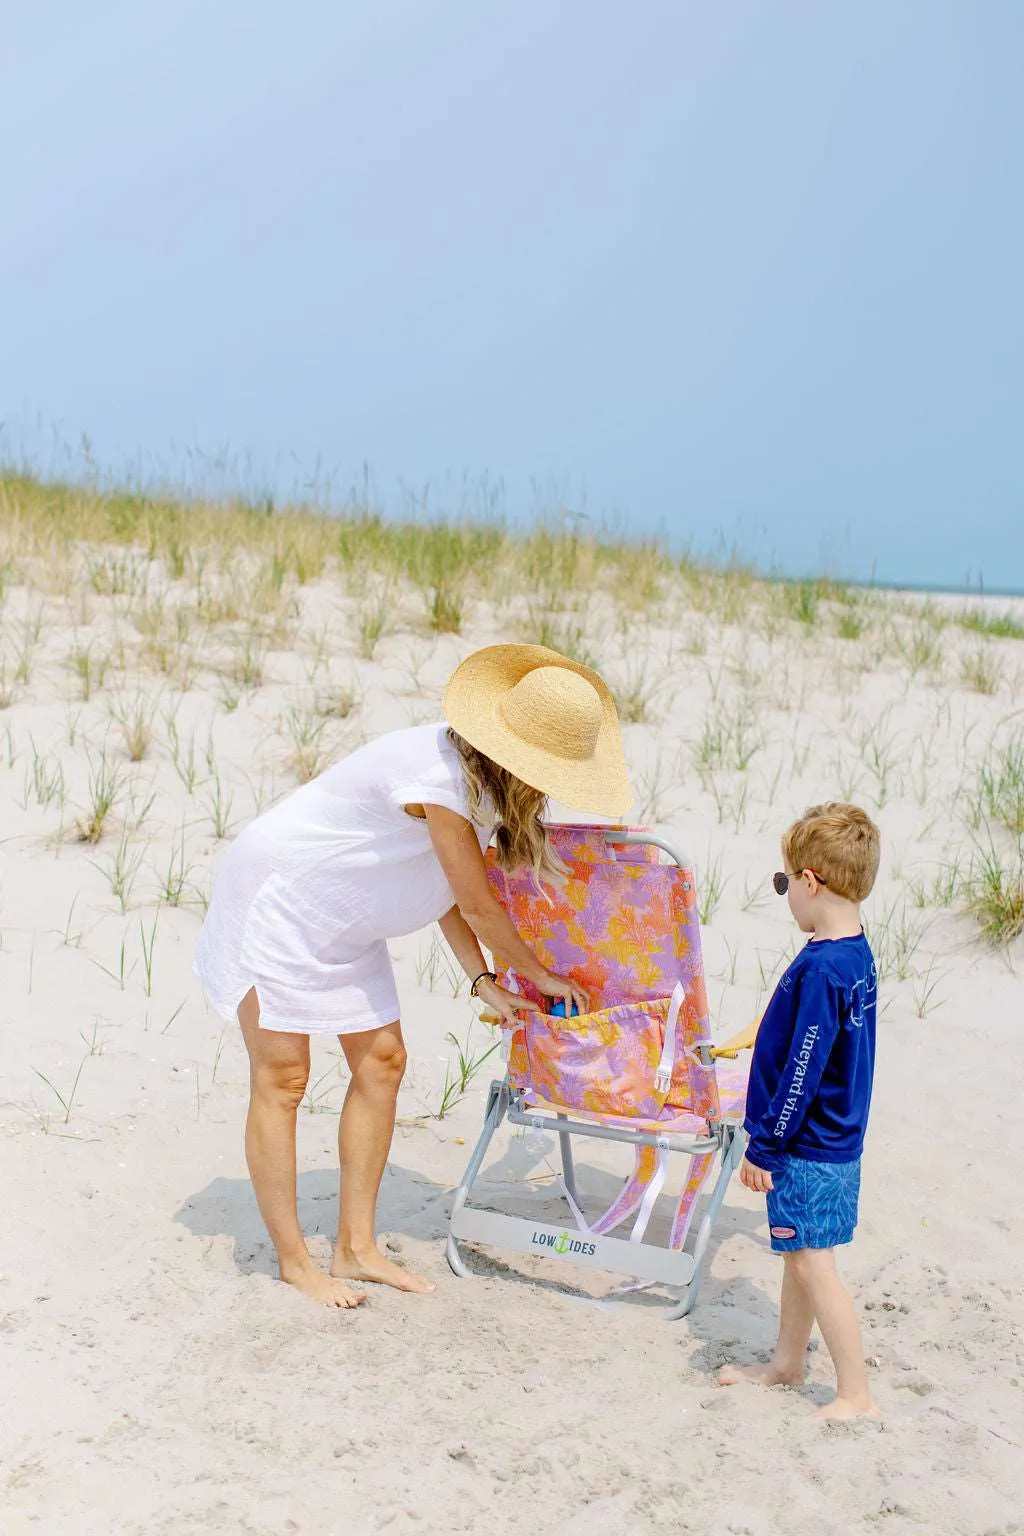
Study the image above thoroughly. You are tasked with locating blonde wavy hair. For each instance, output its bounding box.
[448,728,565,886]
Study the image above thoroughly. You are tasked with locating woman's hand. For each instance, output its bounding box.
[532,971,591,1017]
[474,972,590,1025]
[475,978,541,1026]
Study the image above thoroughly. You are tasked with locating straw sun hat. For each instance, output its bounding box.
[442,644,632,818]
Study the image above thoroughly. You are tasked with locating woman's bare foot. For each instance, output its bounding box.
[281,1262,367,1309]
[817,1396,880,1420]
[719,1360,805,1388]
[331,1245,436,1294]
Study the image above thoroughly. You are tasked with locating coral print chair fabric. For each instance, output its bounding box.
[486,825,749,1253]
[487,824,720,1128]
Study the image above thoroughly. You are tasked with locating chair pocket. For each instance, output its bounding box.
[524,993,681,1119]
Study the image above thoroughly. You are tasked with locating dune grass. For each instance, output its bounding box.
[5,469,1014,670]
[959,610,1024,643]
[963,841,1024,946]
[976,735,1024,836]
[2,468,1023,968]
[0,472,858,638]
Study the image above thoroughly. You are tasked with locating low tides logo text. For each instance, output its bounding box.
[530,1230,597,1257]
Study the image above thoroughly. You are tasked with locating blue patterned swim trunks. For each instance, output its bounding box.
[765,1156,861,1252]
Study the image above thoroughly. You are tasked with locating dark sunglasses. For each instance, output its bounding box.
[773,869,828,895]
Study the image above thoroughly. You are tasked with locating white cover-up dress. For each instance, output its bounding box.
[193,723,492,1035]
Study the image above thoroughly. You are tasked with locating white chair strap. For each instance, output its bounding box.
[630,1148,670,1243]
[654,981,686,1093]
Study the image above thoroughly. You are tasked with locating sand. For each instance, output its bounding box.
[1,556,1023,1535]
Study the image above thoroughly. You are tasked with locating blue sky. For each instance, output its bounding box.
[2,2,1021,589]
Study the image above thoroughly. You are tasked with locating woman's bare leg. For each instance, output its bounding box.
[238,988,365,1308]
[331,1021,435,1294]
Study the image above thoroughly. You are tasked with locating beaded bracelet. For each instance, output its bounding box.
[470,970,497,997]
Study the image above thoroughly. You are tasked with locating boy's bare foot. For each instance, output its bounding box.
[817,1396,880,1420]
[331,1246,436,1294]
[280,1264,367,1309]
[719,1361,805,1388]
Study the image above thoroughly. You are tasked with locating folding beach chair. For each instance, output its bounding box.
[446,824,755,1318]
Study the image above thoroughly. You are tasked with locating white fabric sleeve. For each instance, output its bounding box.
[385,782,471,819]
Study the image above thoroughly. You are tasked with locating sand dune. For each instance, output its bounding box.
[2,495,1022,1534]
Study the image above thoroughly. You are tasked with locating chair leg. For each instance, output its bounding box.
[446,1079,508,1278]
[556,1113,583,1214]
[662,1127,744,1320]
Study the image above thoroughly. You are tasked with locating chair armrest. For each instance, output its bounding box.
[711,1022,758,1060]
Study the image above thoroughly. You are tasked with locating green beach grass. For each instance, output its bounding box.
[2,470,1022,949]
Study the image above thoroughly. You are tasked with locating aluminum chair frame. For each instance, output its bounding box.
[445,829,748,1319]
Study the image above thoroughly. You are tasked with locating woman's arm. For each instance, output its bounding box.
[424,805,548,982]
[425,805,589,1013]
[435,905,488,985]
[436,905,540,1023]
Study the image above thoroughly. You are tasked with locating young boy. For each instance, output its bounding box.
[720,802,881,1419]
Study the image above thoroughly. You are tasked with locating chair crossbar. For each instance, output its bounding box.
[508,1099,722,1156]
[449,1203,698,1289]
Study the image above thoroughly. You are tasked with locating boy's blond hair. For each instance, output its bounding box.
[782,802,880,903]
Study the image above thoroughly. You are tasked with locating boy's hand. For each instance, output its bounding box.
[740,1157,773,1193]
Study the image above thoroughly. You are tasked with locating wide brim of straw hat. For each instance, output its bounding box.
[442,644,632,819]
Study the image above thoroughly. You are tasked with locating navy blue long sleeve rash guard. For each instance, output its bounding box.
[744,933,877,1173]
